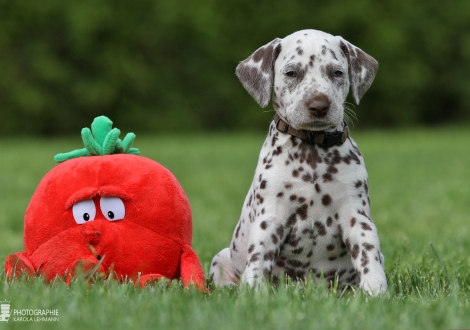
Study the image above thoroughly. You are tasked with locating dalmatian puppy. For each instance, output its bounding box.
[210,29,387,295]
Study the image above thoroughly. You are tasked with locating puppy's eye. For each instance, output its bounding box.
[333,70,343,77]
[285,70,297,77]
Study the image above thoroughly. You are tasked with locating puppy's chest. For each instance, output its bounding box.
[258,130,366,205]
[254,131,367,243]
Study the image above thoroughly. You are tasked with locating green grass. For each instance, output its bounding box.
[1,127,470,329]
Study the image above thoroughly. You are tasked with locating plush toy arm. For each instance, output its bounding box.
[4,252,36,278]
[180,244,206,290]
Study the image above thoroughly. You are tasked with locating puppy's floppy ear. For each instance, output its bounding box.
[235,38,282,107]
[337,36,378,104]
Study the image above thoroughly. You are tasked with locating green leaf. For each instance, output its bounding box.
[81,128,103,156]
[102,128,121,155]
[53,116,140,163]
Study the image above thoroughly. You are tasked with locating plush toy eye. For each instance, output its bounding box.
[72,199,96,225]
[100,197,125,221]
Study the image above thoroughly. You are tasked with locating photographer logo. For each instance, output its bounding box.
[0,300,59,323]
[0,301,11,322]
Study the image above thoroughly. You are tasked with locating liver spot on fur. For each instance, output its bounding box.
[314,221,327,236]
[322,194,332,206]
[260,180,267,189]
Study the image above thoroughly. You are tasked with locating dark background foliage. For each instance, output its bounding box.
[1,0,469,135]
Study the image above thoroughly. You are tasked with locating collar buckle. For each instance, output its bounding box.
[275,116,289,133]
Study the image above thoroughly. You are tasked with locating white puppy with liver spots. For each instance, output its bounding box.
[211,29,387,295]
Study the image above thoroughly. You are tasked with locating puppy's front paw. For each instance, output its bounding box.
[361,277,388,296]
[241,269,269,290]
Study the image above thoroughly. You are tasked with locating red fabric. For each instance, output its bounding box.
[5,252,35,278]
[4,154,205,289]
[180,244,206,289]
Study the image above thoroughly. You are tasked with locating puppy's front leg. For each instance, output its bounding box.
[341,209,387,295]
[240,215,287,287]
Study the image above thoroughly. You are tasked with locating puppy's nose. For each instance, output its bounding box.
[307,93,331,118]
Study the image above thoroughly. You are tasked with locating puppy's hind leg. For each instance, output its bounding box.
[210,248,239,286]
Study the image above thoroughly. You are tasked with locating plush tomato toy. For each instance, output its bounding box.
[4,116,205,288]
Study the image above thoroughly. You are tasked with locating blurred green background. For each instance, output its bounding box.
[1,0,470,136]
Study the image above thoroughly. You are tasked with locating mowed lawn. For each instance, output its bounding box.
[0,126,470,330]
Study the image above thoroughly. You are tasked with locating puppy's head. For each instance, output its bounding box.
[236,29,378,131]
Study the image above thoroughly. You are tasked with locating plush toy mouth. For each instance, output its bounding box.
[86,244,103,261]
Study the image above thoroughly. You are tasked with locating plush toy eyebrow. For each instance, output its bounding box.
[97,186,132,201]
[65,186,132,209]
[65,188,99,209]
[54,116,140,163]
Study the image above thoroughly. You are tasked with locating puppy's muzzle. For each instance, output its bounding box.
[306,92,331,118]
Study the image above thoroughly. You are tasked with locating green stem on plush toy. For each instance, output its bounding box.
[54,116,140,163]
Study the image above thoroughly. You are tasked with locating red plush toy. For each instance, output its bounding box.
[4,116,205,289]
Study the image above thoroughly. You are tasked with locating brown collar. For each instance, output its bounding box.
[273,114,349,148]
